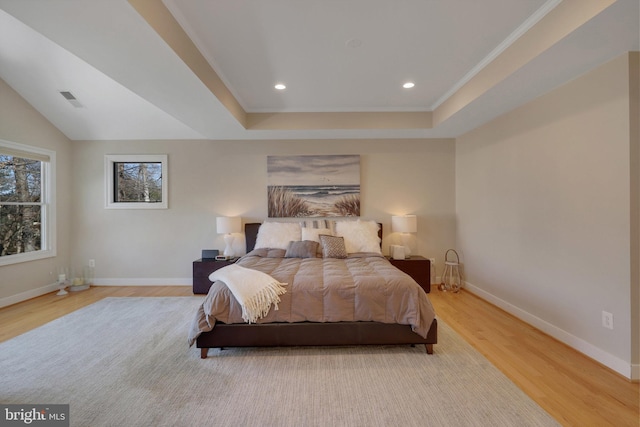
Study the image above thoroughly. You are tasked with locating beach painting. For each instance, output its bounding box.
[267,155,360,217]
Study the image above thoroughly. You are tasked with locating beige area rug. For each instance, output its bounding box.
[0,297,559,427]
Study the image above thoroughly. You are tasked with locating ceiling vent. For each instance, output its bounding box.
[59,91,83,108]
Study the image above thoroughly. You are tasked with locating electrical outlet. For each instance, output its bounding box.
[429,258,436,266]
[602,311,614,329]
[88,259,95,268]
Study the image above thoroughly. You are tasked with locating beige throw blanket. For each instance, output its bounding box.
[209,264,287,323]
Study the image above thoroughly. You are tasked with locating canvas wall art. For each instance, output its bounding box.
[267,155,360,217]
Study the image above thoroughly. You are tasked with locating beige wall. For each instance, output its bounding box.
[70,138,456,283]
[456,53,638,378]
[0,79,73,303]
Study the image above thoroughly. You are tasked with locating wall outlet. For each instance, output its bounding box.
[429,258,436,266]
[88,259,95,268]
[602,311,614,329]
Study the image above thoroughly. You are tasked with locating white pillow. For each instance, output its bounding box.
[301,227,333,254]
[254,222,302,250]
[301,227,333,243]
[334,220,381,254]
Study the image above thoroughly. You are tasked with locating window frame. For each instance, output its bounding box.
[0,139,56,266]
[104,154,168,209]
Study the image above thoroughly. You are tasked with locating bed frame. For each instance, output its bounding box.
[195,223,437,358]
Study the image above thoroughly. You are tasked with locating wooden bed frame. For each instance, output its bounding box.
[195,223,437,358]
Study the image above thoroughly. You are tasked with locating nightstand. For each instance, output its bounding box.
[388,256,431,293]
[192,258,237,294]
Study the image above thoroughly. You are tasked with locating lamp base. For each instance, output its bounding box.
[400,234,412,258]
[223,234,235,258]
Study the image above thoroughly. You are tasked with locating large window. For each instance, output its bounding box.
[0,140,55,266]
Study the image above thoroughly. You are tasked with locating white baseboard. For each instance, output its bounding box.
[93,278,191,286]
[0,282,60,308]
[463,281,637,381]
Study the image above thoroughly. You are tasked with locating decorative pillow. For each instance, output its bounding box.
[254,222,302,250]
[285,240,319,258]
[334,220,381,254]
[319,234,347,259]
[302,219,336,234]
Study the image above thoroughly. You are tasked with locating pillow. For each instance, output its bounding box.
[319,235,347,259]
[334,220,381,254]
[246,248,287,258]
[301,227,332,255]
[285,240,319,258]
[254,222,302,250]
[301,227,332,242]
[302,219,336,234]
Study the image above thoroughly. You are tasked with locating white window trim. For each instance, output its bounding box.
[105,154,168,209]
[0,139,56,266]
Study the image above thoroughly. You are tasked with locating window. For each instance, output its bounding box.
[105,154,168,209]
[0,139,56,266]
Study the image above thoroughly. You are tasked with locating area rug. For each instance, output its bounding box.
[0,297,558,427]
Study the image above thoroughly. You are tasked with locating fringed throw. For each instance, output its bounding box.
[209,264,287,323]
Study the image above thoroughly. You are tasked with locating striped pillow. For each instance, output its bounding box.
[302,219,336,234]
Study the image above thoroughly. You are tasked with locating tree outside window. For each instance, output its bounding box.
[105,155,168,209]
[0,155,42,256]
[0,139,55,265]
[114,162,163,203]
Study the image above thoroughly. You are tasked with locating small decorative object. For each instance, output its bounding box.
[391,215,417,258]
[217,216,242,257]
[83,265,94,286]
[439,249,462,293]
[69,266,91,292]
[56,267,69,296]
[391,244,406,260]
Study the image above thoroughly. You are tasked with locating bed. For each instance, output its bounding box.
[189,221,437,358]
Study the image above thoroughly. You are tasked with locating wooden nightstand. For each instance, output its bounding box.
[192,258,237,294]
[388,256,431,293]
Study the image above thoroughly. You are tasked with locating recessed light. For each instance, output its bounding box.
[274,83,286,90]
[403,82,415,89]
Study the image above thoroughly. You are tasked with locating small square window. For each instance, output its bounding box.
[105,155,168,209]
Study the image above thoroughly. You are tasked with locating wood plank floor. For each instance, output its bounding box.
[1,286,638,426]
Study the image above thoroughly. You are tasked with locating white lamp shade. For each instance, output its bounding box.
[391,215,417,233]
[216,216,241,234]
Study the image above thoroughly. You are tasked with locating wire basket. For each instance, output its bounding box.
[438,249,462,293]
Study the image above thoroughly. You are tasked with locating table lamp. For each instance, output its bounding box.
[391,215,417,258]
[216,216,241,257]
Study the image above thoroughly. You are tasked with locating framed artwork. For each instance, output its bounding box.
[267,155,360,217]
[104,154,168,209]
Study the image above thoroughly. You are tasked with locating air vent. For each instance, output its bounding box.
[59,91,83,108]
[60,91,75,100]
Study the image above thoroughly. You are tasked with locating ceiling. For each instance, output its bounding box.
[0,0,637,141]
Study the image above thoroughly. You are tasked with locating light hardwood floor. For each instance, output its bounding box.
[1,286,638,426]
